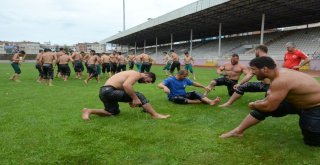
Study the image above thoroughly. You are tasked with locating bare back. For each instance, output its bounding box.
[36,53,43,64]
[141,54,151,63]
[41,52,56,64]
[11,53,20,62]
[271,69,320,109]
[105,70,141,89]
[56,51,65,61]
[59,54,72,64]
[71,52,82,61]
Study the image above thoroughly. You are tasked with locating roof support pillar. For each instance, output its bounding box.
[144,40,146,53]
[260,13,265,45]
[170,33,173,50]
[190,29,193,55]
[127,44,130,54]
[156,37,158,56]
[134,42,137,55]
[218,23,222,57]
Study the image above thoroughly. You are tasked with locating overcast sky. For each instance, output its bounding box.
[0,0,198,45]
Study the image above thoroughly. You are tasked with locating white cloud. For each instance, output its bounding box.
[0,0,197,45]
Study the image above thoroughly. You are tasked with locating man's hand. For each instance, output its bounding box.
[233,83,241,90]
[131,98,142,107]
[248,102,255,110]
[204,87,211,92]
[163,87,170,94]
[292,65,300,69]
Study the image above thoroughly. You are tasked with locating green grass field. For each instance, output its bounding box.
[1,63,319,164]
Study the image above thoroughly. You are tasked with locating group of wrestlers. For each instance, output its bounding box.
[28,48,158,86]
[9,42,320,146]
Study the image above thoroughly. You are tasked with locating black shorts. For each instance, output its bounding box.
[87,64,98,77]
[250,101,320,146]
[85,62,89,73]
[129,61,134,69]
[169,91,204,104]
[110,62,117,73]
[59,64,71,76]
[102,63,111,73]
[74,60,83,72]
[117,64,127,72]
[170,61,180,73]
[35,63,43,77]
[99,86,149,115]
[214,77,238,96]
[235,82,270,95]
[56,62,61,72]
[42,63,54,80]
[140,62,151,73]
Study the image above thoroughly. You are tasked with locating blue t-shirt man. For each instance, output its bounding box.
[162,76,193,100]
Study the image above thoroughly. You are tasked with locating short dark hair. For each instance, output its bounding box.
[59,48,64,51]
[249,56,276,69]
[144,72,156,83]
[118,52,122,55]
[177,70,188,75]
[19,50,26,54]
[255,45,268,53]
[163,51,167,54]
[184,51,189,55]
[170,49,174,52]
[90,50,96,54]
[231,53,239,58]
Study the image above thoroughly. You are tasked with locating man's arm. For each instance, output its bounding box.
[293,57,311,69]
[192,82,210,92]
[123,74,141,105]
[71,53,76,59]
[216,64,225,75]
[69,56,74,62]
[234,66,253,89]
[191,57,195,65]
[248,79,288,112]
[293,51,311,69]
[158,82,170,94]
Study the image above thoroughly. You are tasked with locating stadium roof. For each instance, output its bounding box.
[101,0,320,47]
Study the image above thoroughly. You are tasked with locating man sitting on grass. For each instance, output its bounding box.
[158,70,221,105]
[82,70,170,120]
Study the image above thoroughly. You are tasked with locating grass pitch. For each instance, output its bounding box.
[0,63,319,164]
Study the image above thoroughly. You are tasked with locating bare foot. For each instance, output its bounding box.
[210,97,221,105]
[82,108,90,121]
[219,103,231,108]
[152,114,170,119]
[219,129,243,138]
[83,80,88,85]
[14,79,21,83]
